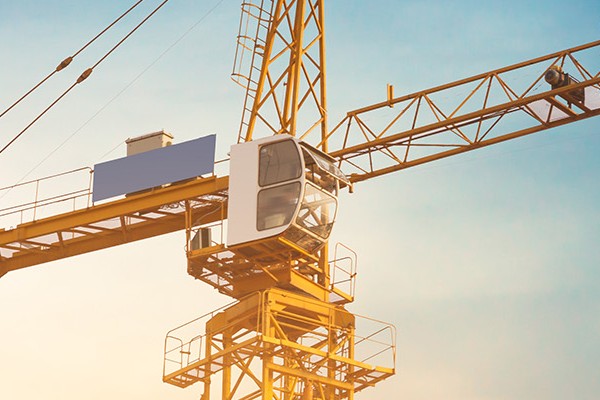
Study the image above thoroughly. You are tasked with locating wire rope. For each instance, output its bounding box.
[0,0,171,156]
[0,0,225,201]
[0,0,145,121]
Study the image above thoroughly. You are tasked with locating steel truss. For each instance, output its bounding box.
[0,176,228,276]
[164,289,395,400]
[325,40,600,183]
[234,0,329,150]
[2,6,598,399]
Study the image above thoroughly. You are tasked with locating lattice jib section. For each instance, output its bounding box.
[0,176,229,276]
[326,40,600,183]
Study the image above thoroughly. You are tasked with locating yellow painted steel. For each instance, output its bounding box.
[0,176,228,277]
[163,289,395,398]
[325,40,600,183]
[235,0,328,149]
[2,41,597,280]
[1,3,600,399]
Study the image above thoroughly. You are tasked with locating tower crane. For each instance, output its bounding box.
[1,1,599,399]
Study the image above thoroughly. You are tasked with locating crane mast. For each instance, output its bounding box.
[1,1,599,399]
[233,0,328,150]
[170,3,389,398]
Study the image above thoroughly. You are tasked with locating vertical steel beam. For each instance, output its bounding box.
[222,328,232,399]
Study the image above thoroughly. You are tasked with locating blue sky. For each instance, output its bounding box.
[0,1,599,399]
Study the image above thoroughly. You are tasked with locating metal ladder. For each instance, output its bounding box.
[231,0,274,143]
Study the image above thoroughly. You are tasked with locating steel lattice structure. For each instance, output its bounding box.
[1,1,599,399]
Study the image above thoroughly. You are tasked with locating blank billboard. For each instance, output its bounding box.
[92,134,216,202]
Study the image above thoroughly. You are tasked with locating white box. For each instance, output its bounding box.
[126,130,174,156]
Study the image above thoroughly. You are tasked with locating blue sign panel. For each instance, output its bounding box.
[93,134,216,202]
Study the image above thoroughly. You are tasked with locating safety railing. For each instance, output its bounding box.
[231,0,274,89]
[330,242,358,302]
[0,167,93,228]
[275,305,396,372]
[353,314,397,371]
[231,0,275,143]
[164,289,396,392]
[163,292,263,380]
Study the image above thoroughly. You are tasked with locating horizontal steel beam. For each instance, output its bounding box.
[0,176,229,276]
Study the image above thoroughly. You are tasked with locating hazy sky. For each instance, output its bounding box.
[0,1,599,399]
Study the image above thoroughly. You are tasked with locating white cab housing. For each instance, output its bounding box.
[227,135,349,252]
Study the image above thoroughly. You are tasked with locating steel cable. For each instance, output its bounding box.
[0,0,171,156]
[0,0,225,201]
[0,0,145,121]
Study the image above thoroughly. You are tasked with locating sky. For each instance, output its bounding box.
[0,1,599,399]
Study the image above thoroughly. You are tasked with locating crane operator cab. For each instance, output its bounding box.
[227,134,351,264]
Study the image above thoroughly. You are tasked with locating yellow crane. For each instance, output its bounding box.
[1,1,599,399]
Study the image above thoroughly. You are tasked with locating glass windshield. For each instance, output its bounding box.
[300,145,350,187]
[257,182,301,231]
[259,140,302,187]
[294,182,337,239]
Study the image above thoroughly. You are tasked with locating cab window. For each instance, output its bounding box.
[258,140,302,187]
[256,182,302,231]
